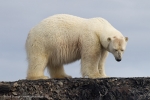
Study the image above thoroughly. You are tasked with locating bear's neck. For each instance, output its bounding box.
[89,18,123,50]
[91,18,113,49]
[100,27,122,50]
[100,36,110,50]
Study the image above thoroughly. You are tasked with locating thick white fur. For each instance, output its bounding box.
[26,14,128,80]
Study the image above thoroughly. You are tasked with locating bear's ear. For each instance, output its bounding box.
[107,37,111,42]
[125,37,128,42]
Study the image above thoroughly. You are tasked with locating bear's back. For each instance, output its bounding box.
[41,14,86,27]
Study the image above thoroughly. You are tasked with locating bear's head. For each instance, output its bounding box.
[107,36,128,62]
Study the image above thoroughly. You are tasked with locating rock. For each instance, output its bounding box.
[0,78,150,99]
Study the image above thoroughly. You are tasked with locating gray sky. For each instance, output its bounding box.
[0,1,150,81]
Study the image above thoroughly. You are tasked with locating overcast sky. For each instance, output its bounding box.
[0,1,150,81]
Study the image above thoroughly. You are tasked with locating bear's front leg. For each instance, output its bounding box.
[81,46,102,78]
[47,65,72,78]
[98,48,108,78]
[81,57,101,78]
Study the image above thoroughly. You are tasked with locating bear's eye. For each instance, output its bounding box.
[121,50,124,51]
[114,49,118,51]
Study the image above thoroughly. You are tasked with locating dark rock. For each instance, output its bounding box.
[1,77,150,99]
[0,83,10,94]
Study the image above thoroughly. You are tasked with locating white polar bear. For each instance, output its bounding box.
[26,14,128,80]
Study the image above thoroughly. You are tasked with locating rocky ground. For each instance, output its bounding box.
[0,77,150,100]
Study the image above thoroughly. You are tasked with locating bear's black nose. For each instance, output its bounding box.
[116,59,121,62]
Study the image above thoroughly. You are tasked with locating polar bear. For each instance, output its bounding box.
[26,14,128,80]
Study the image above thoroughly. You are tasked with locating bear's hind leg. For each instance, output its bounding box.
[26,55,49,80]
[47,65,72,78]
